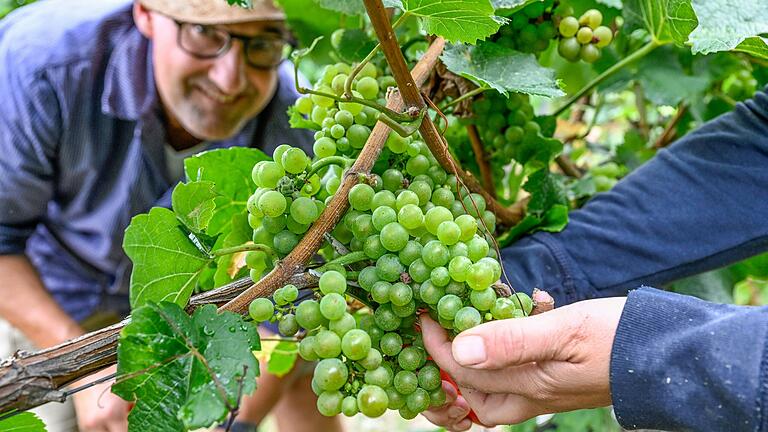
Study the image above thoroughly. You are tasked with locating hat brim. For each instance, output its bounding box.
[139,0,286,24]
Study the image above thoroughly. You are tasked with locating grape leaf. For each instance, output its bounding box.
[623,0,696,44]
[0,412,47,431]
[114,303,260,432]
[491,0,534,11]
[523,170,568,216]
[336,29,377,63]
[313,0,365,15]
[402,0,505,44]
[688,0,768,57]
[515,133,564,174]
[266,341,299,378]
[124,208,212,309]
[441,41,565,98]
[636,48,709,106]
[171,181,217,234]
[499,204,569,245]
[288,105,322,130]
[732,37,768,60]
[184,148,268,236]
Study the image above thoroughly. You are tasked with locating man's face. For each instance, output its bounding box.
[138,8,284,141]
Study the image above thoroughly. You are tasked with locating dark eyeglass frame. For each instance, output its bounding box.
[170,18,295,70]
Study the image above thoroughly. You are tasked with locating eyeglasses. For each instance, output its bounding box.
[171,19,292,69]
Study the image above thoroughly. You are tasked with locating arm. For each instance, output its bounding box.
[423,288,768,432]
[502,88,768,305]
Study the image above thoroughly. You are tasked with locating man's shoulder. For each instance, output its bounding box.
[0,0,134,78]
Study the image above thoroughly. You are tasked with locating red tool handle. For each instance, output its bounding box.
[439,368,482,425]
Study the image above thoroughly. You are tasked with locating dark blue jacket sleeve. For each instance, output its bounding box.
[501,87,768,306]
[611,287,768,431]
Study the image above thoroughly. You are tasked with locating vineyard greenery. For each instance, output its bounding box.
[1,0,768,431]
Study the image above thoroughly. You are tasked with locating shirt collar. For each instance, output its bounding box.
[101,27,157,121]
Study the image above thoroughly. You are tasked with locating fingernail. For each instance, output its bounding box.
[453,335,486,366]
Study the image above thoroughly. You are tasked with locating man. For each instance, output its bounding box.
[0,1,341,431]
[421,86,768,431]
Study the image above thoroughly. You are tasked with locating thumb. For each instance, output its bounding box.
[451,309,567,369]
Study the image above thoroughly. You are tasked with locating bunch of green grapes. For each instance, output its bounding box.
[722,70,759,101]
[293,62,397,159]
[556,8,614,63]
[495,0,557,54]
[245,132,534,420]
[472,91,539,171]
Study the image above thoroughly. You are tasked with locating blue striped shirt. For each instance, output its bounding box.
[0,0,312,321]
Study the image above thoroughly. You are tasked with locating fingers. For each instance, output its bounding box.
[460,387,544,427]
[421,381,473,432]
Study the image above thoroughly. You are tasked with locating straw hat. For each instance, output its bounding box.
[139,0,285,24]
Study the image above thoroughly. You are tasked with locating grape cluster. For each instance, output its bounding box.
[472,91,539,170]
[494,0,557,54]
[557,8,613,63]
[722,70,759,101]
[293,61,397,159]
[245,131,534,419]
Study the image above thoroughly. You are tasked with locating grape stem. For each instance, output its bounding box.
[212,243,279,266]
[305,156,355,180]
[318,251,369,272]
[551,39,660,117]
[466,124,496,198]
[323,233,351,255]
[297,87,416,123]
[443,87,486,111]
[343,12,410,99]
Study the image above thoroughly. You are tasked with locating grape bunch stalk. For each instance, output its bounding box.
[557,7,614,63]
[244,111,534,419]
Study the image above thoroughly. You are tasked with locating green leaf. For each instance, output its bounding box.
[688,0,768,56]
[267,341,299,377]
[636,48,709,106]
[623,0,696,44]
[114,303,260,432]
[523,170,568,216]
[402,0,505,44]
[124,208,212,309]
[498,204,569,245]
[184,148,268,236]
[313,0,365,15]
[213,213,253,287]
[491,0,533,11]
[732,36,768,60]
[336,29,377,63]
[596,0,622,8]
[441,42,565,98]
[171,181,217,233]
[0,412,47,431]
[515,133,564,174]
[288,105,322,130]
[666,0,698,45]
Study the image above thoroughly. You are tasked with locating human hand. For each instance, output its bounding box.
[72,365,130,432]
[421,297,626,430]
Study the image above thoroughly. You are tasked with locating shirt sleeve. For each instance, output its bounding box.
[0,70,60,254]
[610,287,768,431]
[501,87,768,306]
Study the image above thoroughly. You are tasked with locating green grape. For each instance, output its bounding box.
[392,299,416,317]
[364,235,387,259]
[372,190,397,209]
[380,222,409,252]
[334,110,354,128]
[358,266,381,292]
[372,206,397,231]
[467,236,490,262]
[454,307,482,332]
[429,387,447,407]
[510,292,534,315]
[398,241,423,266]
[478,257,502,281]
[286,214,310,234]
[281,147,309,174]
[430,266,450,287]
[371,281,392,303]
[399,346,424,371]
[351,214,375,240]
[315,329,343,358]
[359,348,383,370]
[394,370,418,395]
[397,204,424,230]
[422,240,450,268]
[431,187,455,208]
[576,27,593,45]
[356,76,380,100]
[313,137,337,158]
[298,335,319,361]
[248,298,274,322]
[466,262,496,291]
[380,332,403,356]
[389,282,413,306]
[462,193,486,217]
[580,43,601,63]
[406,388,430,412]
[408,181,432,206]
[579,9,603,29]
[594,26,613,47]
[296,95,313,115]
[357,385,389,418]
[445,280,467,297]
[419,280,445,305]
[406,155,430,176]
[347,124,371,148]
[319,270,347,295]
[408,259,431,283]
[396,190,420,211]
[341,395,359,417]
[424,207,453,235]
[330,73,347,94]
[418,364,442,391]
[278,313,299,336]
[317,390,344,416]
[382,169,404,191]
[364,366,392,387]
[436,221,461,246]
[437,294,462,320]
[558,37,581,61]
[295,299,324,329]
[273,230,299,255]
[290,197,318,225]
[342,329,372,360]
[262,214,287,234]
[282,284,299,302]
[320,292,347,321]
[348,183,375,211]
[311,105,328,125]
[470,287,497,311]
[491,297,516,319]
[386,387,407,410]
[376,254,404,282]
[256,162,285,189]
[257,190,286,218]
[374,304,402,331]
[329,313,356,337]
